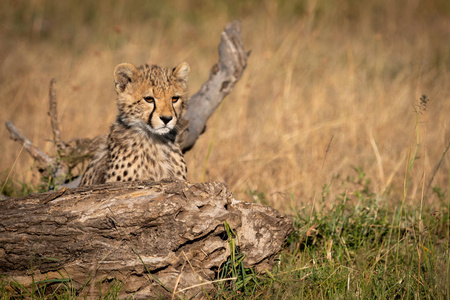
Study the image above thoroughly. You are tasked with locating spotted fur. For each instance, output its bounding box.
[80,62,190,186]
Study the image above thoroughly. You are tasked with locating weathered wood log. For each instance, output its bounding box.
[4,20,248,187]
[0,180,293,299]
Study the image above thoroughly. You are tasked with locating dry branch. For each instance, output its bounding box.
[181,20,249,151]
[4,20,248,187]
[5,121,54,168]
[0,180,293,299]
[5,120,69,185]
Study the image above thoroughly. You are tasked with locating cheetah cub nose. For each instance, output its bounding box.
[160,116,173,125]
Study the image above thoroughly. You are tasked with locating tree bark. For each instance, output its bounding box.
[0,180,293,299]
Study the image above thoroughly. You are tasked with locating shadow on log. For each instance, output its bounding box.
[0,180,293,299]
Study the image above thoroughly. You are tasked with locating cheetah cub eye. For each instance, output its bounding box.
[144,96,155,103]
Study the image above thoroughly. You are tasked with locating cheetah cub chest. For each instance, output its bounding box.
[80,62,190,186]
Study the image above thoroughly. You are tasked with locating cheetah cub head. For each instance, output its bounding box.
[113,62,190,136]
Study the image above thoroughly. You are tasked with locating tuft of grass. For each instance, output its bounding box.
[214,221,262,299]
[1,275,77,300]
[0,170,37,197]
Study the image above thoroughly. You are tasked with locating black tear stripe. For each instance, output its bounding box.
[173,104,179,119]
[172,99,182,119]
[148,101,156,127]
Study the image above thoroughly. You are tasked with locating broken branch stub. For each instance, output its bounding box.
[0,180,293,299]
[181,20,249,152]
[48,78,66,152]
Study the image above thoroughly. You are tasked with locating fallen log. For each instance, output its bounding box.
[0,180,293,299]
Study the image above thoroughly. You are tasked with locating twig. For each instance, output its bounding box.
[171,260,186,300]
[175,277,237,293]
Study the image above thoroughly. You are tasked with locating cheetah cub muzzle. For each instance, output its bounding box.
[80,62,190,186]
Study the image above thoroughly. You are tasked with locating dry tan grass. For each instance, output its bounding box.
[1,1,449,211]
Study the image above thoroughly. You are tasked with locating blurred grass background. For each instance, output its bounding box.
[1,0,449,212]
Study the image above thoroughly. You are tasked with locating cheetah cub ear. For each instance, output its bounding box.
[114,63,139,93]
[172,62,190,82]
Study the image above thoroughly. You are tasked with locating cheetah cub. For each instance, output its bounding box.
[80,62,190,186]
